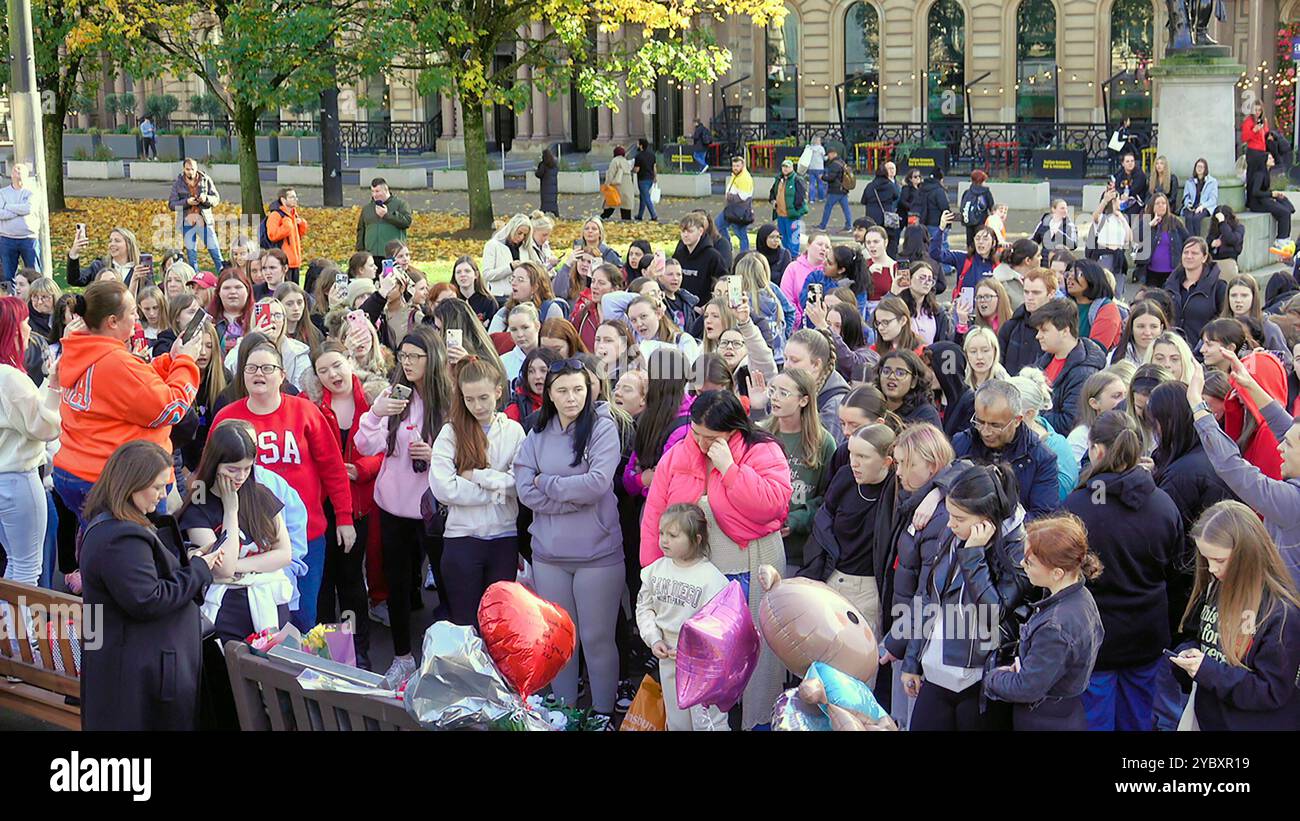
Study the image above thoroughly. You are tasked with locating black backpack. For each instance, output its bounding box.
[257,206,288,250]
[960,188,989,227]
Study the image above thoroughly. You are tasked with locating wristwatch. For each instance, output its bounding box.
[1191,401,1210,416]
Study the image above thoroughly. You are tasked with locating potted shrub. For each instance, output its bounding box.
[101,125,140,159]
[62,129,96,159]
[67,144,125,179]
[203,147,242,183]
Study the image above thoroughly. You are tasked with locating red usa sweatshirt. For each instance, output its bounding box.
[212,394,354,540]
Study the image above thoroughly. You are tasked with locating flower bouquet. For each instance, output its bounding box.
[525,694,612,732]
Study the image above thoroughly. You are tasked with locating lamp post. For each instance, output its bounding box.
[6,0,52,278]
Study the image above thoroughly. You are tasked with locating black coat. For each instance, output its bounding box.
[898,184,920,225]
[1036,336,1107,434]
[953,424,1060,520]
[536,160,558,213]
[861,176,901,224]
[999,304,1042,376]
[1208,219,1244,261]
[1154,442,1236,635]
[79,513,212,731]
[1064,468,1184,670]
[984,580,1104,707]
[823,157,850,195]
[915,179,950,228]
[1163,262,1227,348]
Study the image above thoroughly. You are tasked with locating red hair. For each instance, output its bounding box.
[971,169,989,186]
[207,268,255,330]
[0,296,29,370]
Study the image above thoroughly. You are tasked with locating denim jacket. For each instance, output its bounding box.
[983,580,1104,706]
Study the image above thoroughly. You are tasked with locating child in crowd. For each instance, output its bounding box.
[635,502,730,731]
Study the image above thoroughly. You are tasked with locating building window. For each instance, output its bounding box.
[1016,0,1057,122]
[766,12,799,127]
[1110,0,1154,121]
[928,0,966,123]
[845,3,880,122]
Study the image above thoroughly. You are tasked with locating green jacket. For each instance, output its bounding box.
[769,172,808,219]
[775,429,837,566]
[355,194,413,256]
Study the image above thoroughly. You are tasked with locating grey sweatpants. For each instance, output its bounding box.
[0,470,47,586]
[533,559,625,714]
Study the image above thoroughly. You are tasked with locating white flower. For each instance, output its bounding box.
[546,710,568,729]
[526,695,544,710]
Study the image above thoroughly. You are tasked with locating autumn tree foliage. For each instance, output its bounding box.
[395,0,787,229]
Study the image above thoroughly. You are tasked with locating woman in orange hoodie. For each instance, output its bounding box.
[53,280,202,587]
[1201,318,1289,480]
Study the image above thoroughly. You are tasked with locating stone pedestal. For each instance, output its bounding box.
[1151,54,1246,210]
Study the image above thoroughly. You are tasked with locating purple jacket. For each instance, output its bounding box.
[623,394,695,497]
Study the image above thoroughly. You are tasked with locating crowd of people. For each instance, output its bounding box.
[2,133,1300,733]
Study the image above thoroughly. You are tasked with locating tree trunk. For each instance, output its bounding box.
[233,103,264,216]
[320,83,343,207]
[42,116,65,212]
[460,93,494,231]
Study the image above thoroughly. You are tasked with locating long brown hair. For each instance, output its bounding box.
[82,441,171,529]
[872,295,919,356]
[539,317,588,356]
[449,356,502,473]
[208,267,255,329]
[1182,500,1300,668]
[761,367,827,470]
[180,420,281,549]
[387,326,452,456]
[507,260,555,314]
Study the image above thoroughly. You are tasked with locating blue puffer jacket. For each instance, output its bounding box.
[930,227,995,299]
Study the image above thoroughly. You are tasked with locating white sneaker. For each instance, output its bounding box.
[368,601,390,627]
[382,654,418,689]
[424,566,436,591]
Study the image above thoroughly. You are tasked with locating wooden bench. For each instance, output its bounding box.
[224,641,419,731]
[0,580,83,730]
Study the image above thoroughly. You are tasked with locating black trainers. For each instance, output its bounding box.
[615,679,637,713]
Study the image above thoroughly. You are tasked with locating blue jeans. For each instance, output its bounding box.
[0,236,39,281]
[693,150,709,171]
[636,179,658,221]
[809,169,826,202]
[0,470,47,586]
[1083,658,1161,731]
[724,572,751,602]
[40,490,58,589]
[290,535,327,631]
[776,216,800,255]
[817,193,852,230]
[183,221,224,271]
[52,467,95,531]
[715,210,750,252]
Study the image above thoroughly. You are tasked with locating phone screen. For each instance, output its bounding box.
[381,259,396,280]
[137,253,155,287]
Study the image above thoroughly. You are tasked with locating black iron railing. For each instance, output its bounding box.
[159,117,440,153]
[710,120,1157,177]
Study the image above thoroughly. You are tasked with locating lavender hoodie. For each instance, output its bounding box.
[1195,401,1300,585]
[514,403,623,567]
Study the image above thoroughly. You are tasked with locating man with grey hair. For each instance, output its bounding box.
[951,379,1060,519]
[0,163,41,281]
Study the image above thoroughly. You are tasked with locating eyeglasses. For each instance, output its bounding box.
[970,414,1018,433]
[976,294,997,302]
[549,357,586,373]
[717,339,746,350]
[880,366,914,380]
[397,351,428,364]
[912,273,934,284]
[244,363,282,375]
[765,385,797,400]
[875,315,902,327]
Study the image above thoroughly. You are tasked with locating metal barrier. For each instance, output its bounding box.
[163,117,441,154]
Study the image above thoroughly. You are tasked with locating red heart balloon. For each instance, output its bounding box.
[477,581,577,697]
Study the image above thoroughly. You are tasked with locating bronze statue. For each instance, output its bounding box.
[1165,0,1227,52]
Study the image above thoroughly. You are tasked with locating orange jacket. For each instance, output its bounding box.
[266,206,309,269]
[54,332,200,482]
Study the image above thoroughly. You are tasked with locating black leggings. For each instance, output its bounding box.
[601,207,632,221]
[379,510,441,657]
[910,681,1008,731]
[440,535,518,628]
[319,505,371,668]
[1253,196,1293,240]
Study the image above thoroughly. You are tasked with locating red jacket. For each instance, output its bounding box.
[316,375,384,519]
[1242,116,1268,152]
[212,394,354,540]
[1225,351,1287,480]
[505,383,542,423]
[1088,301,1123,352]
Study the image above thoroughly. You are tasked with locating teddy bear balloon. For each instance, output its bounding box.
[757,565,897,731]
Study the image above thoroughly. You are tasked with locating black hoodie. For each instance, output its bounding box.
[999,303,1043,376]
[1265,271,1300,315]
[755,224,793,283]
[915,177,950,228]
[927,341,974,440]
[671,237,727,306]
[1064,468,1184,670]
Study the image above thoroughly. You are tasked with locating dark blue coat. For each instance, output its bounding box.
[953,424,1060,520]
[984,580,1104,706]
[1036,336,1107,434]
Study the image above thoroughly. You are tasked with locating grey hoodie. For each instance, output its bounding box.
[514,402,624,568]
[817,370,851,444]
[1195,401,1300,586]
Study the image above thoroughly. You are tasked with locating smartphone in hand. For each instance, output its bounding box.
[389,383,413,402]
[254,302,272,328]
[180,310,209,344]
[445,328,463,349]
[137,253,155,287]
[727,276,743,308]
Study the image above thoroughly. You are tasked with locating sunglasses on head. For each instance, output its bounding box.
[549,357,586,373]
